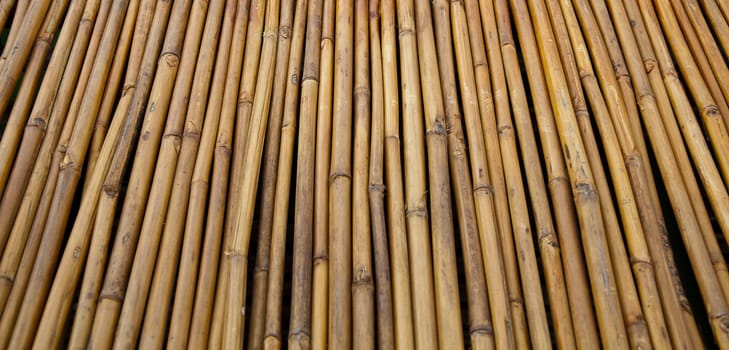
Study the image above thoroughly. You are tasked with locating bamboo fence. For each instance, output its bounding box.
[0,0,729,348]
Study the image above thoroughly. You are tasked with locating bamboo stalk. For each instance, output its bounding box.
[380,0,415,348]
[0,0,92,251]
[246,0,297,347]
[187,2,250,348]
[164,2,235,349]
[451,1,515,348]
[1,1,134,347]
[367,2,395,348]
[351,1,375,348]
[85,1,203,348]
[431,1,495,349]
[0,0,17,36]
[222,0,280,346]
[311,0,335,347]
[0,0,73,201]
[327,1,355,348]
[287,1,322,349]
[411,0,463,348]
[0,0,28,67]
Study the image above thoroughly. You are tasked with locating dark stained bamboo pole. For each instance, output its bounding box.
[131,2,223,348]
[380,0,415,347]
[311,0,334,346]
[327,1,354,348]
[0,0,53,117]
[552,0,673,347]
[164,2,235,349]
[412,1,463,347]
[395,0,439,348]
[188,1,250,348]
[29,0,163,348]
[451,1,515,348]
[3,0,135,348]
[516,0,630,346]
[367,2,395,348]
[351,2,375,348]
[479,0,560,347]
[432,1,495,349]
[85,1,202,348]
[0,0,109,330]
[0,0,93,251]
[223,0,280,346]
[288,1,323,348]
[0,0,73,200]
[246,0,297,346]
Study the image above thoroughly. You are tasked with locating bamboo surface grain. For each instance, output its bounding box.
[1,0,729,348]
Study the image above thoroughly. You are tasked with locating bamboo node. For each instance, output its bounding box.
[714,313,729,333]
[329,171,352,184]
[497,123,513,136]
[159,51,180,68]
[263,30,277,39]
[405,205,428,218]
[470,323,494,337]
[538,229,559,248]
[28,117,47,130]
[288,331,311,348]
[313,252,329,265]
[473,184,494,196]
[368,183,386,193]
[574,182,598,200]
[703,104,721,119]
[426,120,447,136]
[103,184,119,197]
[629,257,653,272]
[279,25,292,39]
[642,58,657,74]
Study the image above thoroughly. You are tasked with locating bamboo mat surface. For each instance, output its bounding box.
[0,0,728,348]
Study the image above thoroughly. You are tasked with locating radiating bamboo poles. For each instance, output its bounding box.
[351,2,375,348]
[367,2,395,348]
[258,0,306,347]
[431,1,495,349]
[288,0,323,348]
[327,1,354,348]
[190,1,250,348]
[451,1,515,348]
[165,2,235,349]
[223,0,280,346]
[246,0,297,346]
[380,0,415,348]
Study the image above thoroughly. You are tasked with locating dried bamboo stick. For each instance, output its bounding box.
[222,0,280,346]
[2,1,135,347]
[85,1,202,348]
[451,1,515,348]
[311,0,335,346]
[412,1,463,347]
[188,1,250,348]
[288,0,323,348]
[164,2,235,348]
[380,0,415,347]
[0,0,17,36]
[246,0,297,346]
[0,0,28,67]
[0,0,73,201]
[431,1,495,349]
[131,2,224,348]
[327,1,354,348]
[351,0,375,348]
[367,2,395,348]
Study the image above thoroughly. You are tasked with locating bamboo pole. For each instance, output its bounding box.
[186,1,250,348]
[245,0,297,346]
[0,0,73,201]
[432,1,495,349]
[132,2,224,349]
[351,1,375,348]
[515,0,631,346]
[451,1,515,348]
[164,2,234,349]
[380,0,415,348]
[327,1,355,348]
[0,0,16,36]
[367,2,395,348]
[311,0,335,347]
[257,0,307,348]
[0,0,28,69]
[287,1,323,348]
[85,1,203,348]
[0,0,91,251]
[222,0,280,346]
[1,1,135,347]
[0,0,53,117]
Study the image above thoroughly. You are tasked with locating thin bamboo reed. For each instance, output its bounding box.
[380,0,415,348]
[367,2,395,348]
[0,0,28,69]
[311,0,335,347]
[431,1,495,349]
